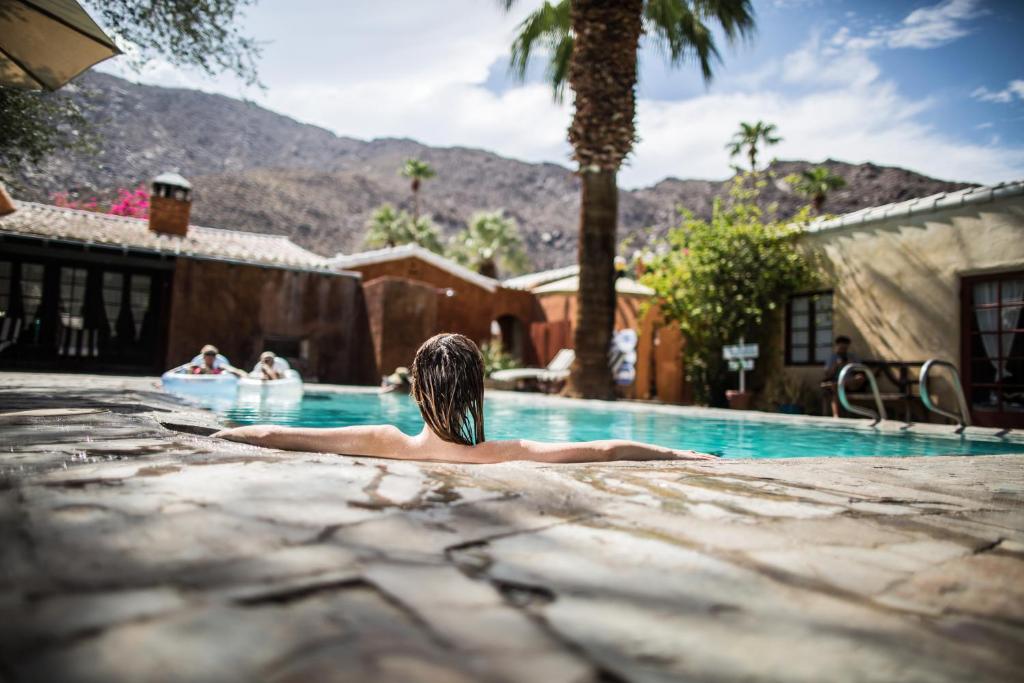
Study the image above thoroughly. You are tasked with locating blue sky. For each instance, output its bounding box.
[97,0,1024,187]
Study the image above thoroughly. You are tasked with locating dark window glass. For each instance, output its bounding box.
[787,291,834,365]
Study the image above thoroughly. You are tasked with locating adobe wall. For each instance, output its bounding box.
[539,291,690,403]
[350,257,546,363]
[362,277,438,377]
[349,257,496,344]
[166,259,376,384]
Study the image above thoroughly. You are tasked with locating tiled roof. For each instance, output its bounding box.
[330,244,500,292]
[532,274,655,297]
[0,201,341,273]
[804,179,1024,233]
[502,264,579,291]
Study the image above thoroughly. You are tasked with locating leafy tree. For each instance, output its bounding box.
[448,210,529,278]
[503,0,755,399]
[726,120,781,173]
[364,204,444,254]
[0,88,96,186]
[785,166,846,213]
[400,158,436,223]
[638,176,817,405]
[1,0,262,183]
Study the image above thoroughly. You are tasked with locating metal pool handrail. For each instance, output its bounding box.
[837,362,887,425]
[920,359,972,431]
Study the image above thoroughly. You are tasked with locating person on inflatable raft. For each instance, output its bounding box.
[189,344,246,378]
[251,351,291,380]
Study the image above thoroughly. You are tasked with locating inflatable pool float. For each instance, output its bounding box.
[237,369,304,404]
[160,368,239,405]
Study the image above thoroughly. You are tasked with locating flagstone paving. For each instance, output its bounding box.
[0,372,1022,682]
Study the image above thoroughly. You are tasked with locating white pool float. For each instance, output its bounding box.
[160,369,239,405]
[237,369,304,404]
[161,367,303,406]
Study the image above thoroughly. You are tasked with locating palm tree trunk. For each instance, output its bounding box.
[412,188,420,223]
[565,169,618,399]
[562,0,642,400]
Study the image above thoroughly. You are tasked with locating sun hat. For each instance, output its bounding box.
[260,351,276,361]
[201,344,219,355]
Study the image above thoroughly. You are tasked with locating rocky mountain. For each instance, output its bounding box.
[12,72,975,270]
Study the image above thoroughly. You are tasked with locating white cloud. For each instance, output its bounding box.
[886,0,981,49]
[831,0,983,52]
[972,80,1024,104]
[782,33,879,87]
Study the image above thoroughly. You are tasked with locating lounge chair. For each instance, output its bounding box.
[491,348,575,383]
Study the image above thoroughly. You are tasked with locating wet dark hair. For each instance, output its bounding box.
[410,333,486,446]
[835,335,852,345]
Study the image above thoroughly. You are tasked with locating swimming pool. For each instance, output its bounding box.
[218,390,1024,459]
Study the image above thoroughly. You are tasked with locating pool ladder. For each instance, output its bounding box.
[837,359,972,430]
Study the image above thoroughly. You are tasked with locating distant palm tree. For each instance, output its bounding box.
[787,167,846,213]
[726,121,781,173]
[448,210,529,279]
[364,204,444,253]
[504,0,756,399]
[400,158,436,222]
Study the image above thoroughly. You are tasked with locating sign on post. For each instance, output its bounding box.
[722,343,759,360]
[722,337,758,393]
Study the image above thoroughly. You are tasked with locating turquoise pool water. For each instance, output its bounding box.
[219,391,1024,459]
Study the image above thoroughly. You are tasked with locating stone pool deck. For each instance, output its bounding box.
[1,372,1022,682]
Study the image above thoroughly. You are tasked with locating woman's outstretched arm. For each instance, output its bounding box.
[465,438,717,464]
[213,424,415,459]
[213,425,717,464]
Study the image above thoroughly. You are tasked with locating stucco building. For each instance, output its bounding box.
[766,180,1024,428]
[0,176,376,384]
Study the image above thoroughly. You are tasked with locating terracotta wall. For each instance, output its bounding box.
[166,259,376,384]
[634,308,690,404]
[349,257,545,363]
[362,276,438,378]
[536,291,647,333]
[538,291,690,403]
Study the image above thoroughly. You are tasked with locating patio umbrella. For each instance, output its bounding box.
[0,0,120,90]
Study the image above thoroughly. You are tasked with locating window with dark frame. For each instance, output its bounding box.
[964,272,1024,417]
[786,291,834,366]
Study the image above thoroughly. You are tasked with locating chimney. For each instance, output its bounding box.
[149,172,192,236]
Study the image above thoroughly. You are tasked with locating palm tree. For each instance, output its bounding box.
[504,0,756,399]
[726,120,781,173]
[786,166,846,213]
[400,158,436,222]
[448,210,529,279]
[364,204,444,253]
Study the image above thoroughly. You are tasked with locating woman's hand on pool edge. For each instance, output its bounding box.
[672,449,719,461]
[212,425,273,444]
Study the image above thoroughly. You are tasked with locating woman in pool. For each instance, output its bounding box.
[214,333,715,464]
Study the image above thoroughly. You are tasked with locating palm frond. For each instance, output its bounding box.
[509,0,571,92]
[644,0,754,82]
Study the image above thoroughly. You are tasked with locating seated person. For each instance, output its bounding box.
[379,366,411,394]
[189,344,245,377]
[216,333,717,464]
[251,351,291,380]
[820,335,865,417]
